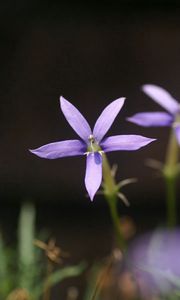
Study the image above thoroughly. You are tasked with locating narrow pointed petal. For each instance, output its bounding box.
[142,84,180,115]
[127,112,173,127]
[60,96,92,142]
[101,135,156,152]
[93,98,125,142]
[85,152,102,201]
[30,139,86,159]
[174,125,180,145]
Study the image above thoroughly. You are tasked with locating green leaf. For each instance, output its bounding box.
[0,232,8,278]
[17,201,36,290]
[83,263,102,300]
[0,233,15,296]
[34,262,86,298]
[48,262,86,285]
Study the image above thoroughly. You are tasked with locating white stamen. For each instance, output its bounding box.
[84,151,90,156]
[173,121,180,128]
[98,150,104,156]
[88,134,94,141]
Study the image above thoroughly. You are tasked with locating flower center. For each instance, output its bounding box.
[85,135,104,156]
[173,112,180,128]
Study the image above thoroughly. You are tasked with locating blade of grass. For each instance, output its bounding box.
[17,201,36,290]
[34,262,86,298]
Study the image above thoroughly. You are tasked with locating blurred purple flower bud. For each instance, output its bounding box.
[127,84,180,144]
[128,229,180,297]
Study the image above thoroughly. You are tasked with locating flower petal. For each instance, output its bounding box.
[85,152,102,201]
[60,96,92,142]
[93,98,125,142]
[101,135,156,152]
[142,84,180,115]
[30,139,86,159]
[174,124,180,145]
[127,112,173,127]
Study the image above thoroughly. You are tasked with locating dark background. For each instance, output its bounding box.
[1,1,180,297]
[2,1,180,204]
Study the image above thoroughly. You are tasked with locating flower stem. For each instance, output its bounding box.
[163,129,179,228]
[43,260,53,300]
[107,195,126,250]
[102,154,126,250]
[165,176,177,228]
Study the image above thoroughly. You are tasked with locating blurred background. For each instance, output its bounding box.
[1,0,180,298]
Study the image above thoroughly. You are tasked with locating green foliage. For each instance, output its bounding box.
[0,201,85,300]
[83,263,102,300]
[17,202,37,292]
[33,262,86,299]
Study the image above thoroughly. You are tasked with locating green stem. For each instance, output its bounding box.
[107,195,126,250]
[165,176,177,228]
[165,129,179,171]
[102,154,126,250]
[43,260,53,300]
[163,129,179,228]
[102,154,116,193]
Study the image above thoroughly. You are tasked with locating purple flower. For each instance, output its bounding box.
[127,84,180,144]
[30,96,155,200]
[129,229,180,296]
